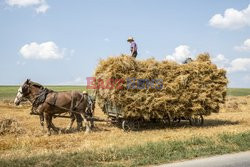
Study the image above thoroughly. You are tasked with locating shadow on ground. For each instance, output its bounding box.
[203,119,239,127]
[52,125,111,135]
[37,118,240,135]
[127,118,240,132]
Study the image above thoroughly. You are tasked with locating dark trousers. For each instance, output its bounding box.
[132,51,137,58]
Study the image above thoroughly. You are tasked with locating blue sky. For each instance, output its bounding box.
[0,0,250,87]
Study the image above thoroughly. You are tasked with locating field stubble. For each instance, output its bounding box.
[0,96,249,161]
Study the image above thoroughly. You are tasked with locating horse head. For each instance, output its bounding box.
[14,79,32,106]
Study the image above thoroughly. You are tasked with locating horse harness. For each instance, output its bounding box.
[30,88,55,115]
[30,88,94,117]
[72,93,94,117]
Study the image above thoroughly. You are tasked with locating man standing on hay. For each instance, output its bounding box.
[127,37,138,58]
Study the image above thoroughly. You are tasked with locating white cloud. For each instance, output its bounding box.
[5,0,49,13]
[212,54,229,68]
[104,38,110,42]
[227,58,250,72]
[209,4,250,29]
[20,41,64,60]
[166,45,193,63]
[210,54,250,73]
[35,3,49,13]
[59,77,85,85]
[234,38,250,51]
[16,61,26,66]
[6,0,41,7]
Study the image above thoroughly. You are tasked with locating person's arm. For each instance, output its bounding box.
[131,43,136,55]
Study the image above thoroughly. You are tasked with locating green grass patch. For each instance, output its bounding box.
[1,131,250,167]
[0,86,250,101]
[0,86,86,101]
[227,88,250,96]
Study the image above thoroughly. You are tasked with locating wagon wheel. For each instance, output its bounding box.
[122,120,139,131]
[189,115,204,126]
[110,117,119,125]
[162,116,171,127]
[133,120,140,131]
[173,117,181,124]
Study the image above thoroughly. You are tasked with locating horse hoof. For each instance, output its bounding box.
[66,128,71,133]
[66,126,71,131]
[85,129,91,134]
[76,127,83,132]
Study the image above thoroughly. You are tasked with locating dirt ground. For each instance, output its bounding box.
[0,96,250,159]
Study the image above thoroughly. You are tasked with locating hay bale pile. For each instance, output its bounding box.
[0,118,25,135]
[94,53,228,120]
[224,101,242,112]
[221,97,248,112]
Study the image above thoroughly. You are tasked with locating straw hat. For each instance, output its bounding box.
[82,91,88,95]
[127,37,134,42]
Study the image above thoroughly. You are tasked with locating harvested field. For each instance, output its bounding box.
[220,96,248,113]
[0,95,250,163]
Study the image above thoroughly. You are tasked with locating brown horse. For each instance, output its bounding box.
[14,79,93,135]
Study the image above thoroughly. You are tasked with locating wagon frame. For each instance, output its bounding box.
[103,101,204,131]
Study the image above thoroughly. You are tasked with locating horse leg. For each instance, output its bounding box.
[90,117,94,129]
[77,121,83,131]
[75,113,83,131]
[39,113,45,131]
[90,119,95,129]
[81,113,90,133]
[67,91,77,131]
[90,102,95,128]
[44,113,51,136]
[66,113,75,131]
[87,108,94,128]
[49,115,59,133]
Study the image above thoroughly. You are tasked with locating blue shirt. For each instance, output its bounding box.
[131,41,137,52]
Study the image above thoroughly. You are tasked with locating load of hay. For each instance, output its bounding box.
[221,96,248,113]
[0,118,25,135]
[94,53,228,120]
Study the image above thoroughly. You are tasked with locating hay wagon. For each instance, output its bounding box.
[95,54,227,131]
[102,101,204,131]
